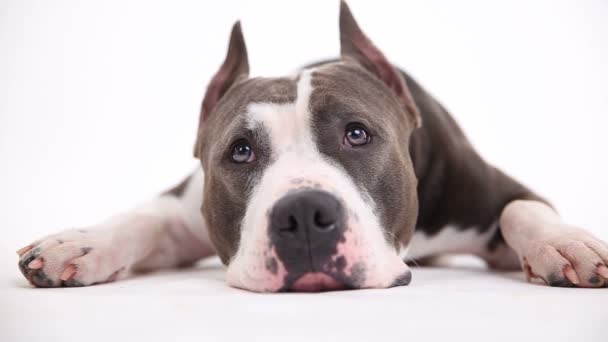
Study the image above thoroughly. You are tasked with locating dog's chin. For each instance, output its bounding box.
[288,273,347,292]
[284,270,413,292]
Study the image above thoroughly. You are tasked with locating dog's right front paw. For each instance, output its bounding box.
[17,228,128,288]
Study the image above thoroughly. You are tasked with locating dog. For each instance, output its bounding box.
[17,1,608,291]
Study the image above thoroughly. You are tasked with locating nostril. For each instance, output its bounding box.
[271,190,342,238]
[313,211,336,231]
[279,216,298,235]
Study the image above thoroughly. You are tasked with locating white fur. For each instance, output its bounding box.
[175,168,212,248]
[18,168,214,286]
[403,224,499,260]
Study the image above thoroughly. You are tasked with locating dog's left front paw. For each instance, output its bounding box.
[520,228,608,288]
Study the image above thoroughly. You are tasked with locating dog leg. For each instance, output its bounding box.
[499,200,608,287]
[17,170,214,287]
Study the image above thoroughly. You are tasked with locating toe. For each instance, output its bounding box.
[28,258,43,270]
[526,244,575,287]
[61,265,85,287]
[596,264,608,282]
[28,269,55,287]
[562,264,580,285]
[584,239,608,265]
[18,247,42,276]
[557,241,605,287]
[60,264,77,281]
[17,245,34,257]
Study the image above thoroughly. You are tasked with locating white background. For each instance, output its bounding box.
[1,1,607,341]
[1,0,607,245]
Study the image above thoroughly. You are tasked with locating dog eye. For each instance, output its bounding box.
[344,124,370,147]
[231,140,256,163]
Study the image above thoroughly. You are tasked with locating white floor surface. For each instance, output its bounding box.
[1,254,607,342]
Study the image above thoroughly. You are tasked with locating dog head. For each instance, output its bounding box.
[194,2,421,292]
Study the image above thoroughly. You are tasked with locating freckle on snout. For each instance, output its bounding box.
[265,257,278,275]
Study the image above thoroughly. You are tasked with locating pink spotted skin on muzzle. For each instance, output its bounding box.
[290,273,346,292]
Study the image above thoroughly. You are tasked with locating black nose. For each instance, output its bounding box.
[269,190,345,276]
[270,190,342,237]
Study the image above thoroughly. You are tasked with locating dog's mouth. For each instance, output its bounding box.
[287,272,348,292]
[283,269,413,292]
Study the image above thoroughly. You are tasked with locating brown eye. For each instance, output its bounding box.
[344,125,370,147]
[231,140,256,163]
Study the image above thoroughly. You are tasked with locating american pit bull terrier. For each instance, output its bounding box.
[17,2,608,291]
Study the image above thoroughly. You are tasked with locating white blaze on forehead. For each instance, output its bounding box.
[246,69,316,155]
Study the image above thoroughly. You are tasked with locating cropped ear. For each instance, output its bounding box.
[339,1,420,128]
[194,21,249,157]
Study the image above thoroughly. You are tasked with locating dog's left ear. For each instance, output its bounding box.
[194,21,249,158]
[339,1,420,128]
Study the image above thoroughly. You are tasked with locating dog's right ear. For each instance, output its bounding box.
[194,21,249,158]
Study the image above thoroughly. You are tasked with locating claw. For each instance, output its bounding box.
[597,264,608,279]
[522,258,539,282]
[563,264,580,285]
[27,258,43,270]
[60,264,77,281]
[17,245,33,257]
